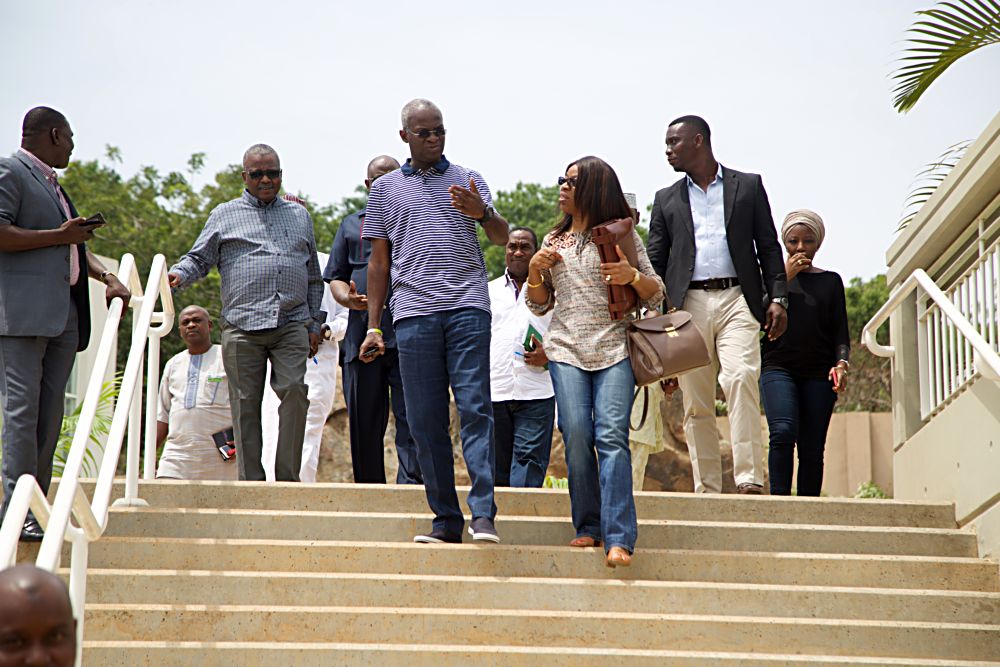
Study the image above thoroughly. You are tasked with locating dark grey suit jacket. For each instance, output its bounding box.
[0,153,91,350]
[646,166,786,324]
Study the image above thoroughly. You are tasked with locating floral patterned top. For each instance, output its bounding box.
[526,227,665,371]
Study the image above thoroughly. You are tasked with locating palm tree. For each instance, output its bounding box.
[892,0,1000,227]
[892,0,1000,113]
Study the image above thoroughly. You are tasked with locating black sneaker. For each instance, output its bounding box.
[468,517,500,543]
[413,529,462,544]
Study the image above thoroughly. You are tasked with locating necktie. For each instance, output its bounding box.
[47,172,79,286]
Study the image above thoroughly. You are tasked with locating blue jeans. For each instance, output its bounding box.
[394,308,495,535]
[493,398,555,488]
[760,368,837,496]
[548,359,637,553]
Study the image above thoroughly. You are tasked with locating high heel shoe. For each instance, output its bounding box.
[569,536,602,548]
[605,546,632,568]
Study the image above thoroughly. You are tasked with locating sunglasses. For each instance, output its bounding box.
[557,176,577,188]
[246,169,282,180]
[406,127,447,139]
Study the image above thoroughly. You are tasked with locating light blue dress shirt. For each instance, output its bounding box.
[687,164,738,281]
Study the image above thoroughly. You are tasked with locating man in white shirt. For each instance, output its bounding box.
[261,251,348,483]
[156,305,237,481]
[488,227,555,487]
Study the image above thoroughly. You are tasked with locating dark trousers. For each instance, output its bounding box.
[221,319,310,482]
[492,397,555,488]
[0,303,78,520]
[760,368,837,496]
[395,308,495,536]
[342,348,422,484]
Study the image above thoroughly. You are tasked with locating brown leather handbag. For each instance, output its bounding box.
[591,218,639,321]
[626,300,711,387]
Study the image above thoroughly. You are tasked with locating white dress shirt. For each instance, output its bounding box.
[688,164,738,280]
[489,271,554,401]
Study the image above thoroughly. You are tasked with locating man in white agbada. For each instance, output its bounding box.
[261,251,348,482]
[156,305,237,480]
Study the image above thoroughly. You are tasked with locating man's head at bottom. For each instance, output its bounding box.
[0,564,76,666]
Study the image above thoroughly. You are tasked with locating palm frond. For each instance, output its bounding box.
[52,374,123,477]
[892,0,1000,113]
[897,140,971,230]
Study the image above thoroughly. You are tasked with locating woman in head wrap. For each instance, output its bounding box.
[759,209,850,496]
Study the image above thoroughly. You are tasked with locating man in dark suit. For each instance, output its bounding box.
[647,115,788,494]
[0,107,129,540]
[324,155,422,484]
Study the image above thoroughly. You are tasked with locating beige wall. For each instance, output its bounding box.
[880,111,1000,559]
[716,412,893,497]
[894,378,1000,558]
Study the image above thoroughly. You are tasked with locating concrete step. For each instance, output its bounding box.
[34,537,997,591]
[79,569,1000,624]
[103,507,979,557]
[83,605,1000,660]
[69,479,958,528]
[82,642,1000,667]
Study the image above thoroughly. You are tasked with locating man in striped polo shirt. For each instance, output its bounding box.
[360,99,510,544]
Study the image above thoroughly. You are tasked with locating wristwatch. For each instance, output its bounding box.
[771,296,789,309]
[477,205,495,223]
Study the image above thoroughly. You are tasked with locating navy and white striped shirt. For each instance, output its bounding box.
[170,190,324,333]
[363,155,494,322]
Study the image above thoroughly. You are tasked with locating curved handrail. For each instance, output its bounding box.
[862,268,1000,382]
[0,253,174,666]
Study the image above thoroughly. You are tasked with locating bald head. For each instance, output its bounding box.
[366,155,400,183]
[21,107,68,140]
[20,106,74,169]
[400,99,442,131]
[178,305,212,354]
[0,565,76,667]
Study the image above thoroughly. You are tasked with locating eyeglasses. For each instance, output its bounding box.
[406,127,446,139]
[246,169,282,180]
[557,176,577,188]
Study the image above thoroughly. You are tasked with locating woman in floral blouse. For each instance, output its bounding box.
[525,156,665,568]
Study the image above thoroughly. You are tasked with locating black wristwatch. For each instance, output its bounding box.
[477,205,495,223]
[771,296,789,309]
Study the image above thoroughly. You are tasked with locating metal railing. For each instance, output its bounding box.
[0,253,174,666]
[862,262,1000,420]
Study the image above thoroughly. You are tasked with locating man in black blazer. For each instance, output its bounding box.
[646,115,787,494]
[324,155,422,485]
[0,107,129,540]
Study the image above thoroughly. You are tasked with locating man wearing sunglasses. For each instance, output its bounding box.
[168,144,325,483]
[360,99,509,544]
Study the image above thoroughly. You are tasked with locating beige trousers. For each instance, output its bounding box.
[677,287,764,493]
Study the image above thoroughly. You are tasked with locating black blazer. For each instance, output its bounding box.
[646,165,786,324]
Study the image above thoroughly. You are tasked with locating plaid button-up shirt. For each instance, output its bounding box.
[171,190,324,333]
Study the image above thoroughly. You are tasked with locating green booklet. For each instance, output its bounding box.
[522,324,548,370]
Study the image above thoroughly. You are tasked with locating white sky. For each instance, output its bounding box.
[4,0,999,280]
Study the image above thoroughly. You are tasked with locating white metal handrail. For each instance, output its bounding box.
[0,253,174,666]
[862,267,1000,419]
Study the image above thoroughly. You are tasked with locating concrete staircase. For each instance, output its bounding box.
[19,480,1000,665]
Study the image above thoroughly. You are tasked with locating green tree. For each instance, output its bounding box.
[479,182,561,278]
[837,275,892,412]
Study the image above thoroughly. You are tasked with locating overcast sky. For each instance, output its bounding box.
[4,0,999,280]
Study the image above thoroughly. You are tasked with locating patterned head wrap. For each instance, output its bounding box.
[781,209,825,250]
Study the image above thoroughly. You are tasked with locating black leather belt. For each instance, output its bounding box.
[689,277,739,290]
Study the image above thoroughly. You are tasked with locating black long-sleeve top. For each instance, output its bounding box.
[761,270,850,379]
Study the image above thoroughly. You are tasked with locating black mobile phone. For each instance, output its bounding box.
[83,213,107,226]
[360,346,379,359]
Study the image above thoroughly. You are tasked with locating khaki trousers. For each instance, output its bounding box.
[677,287,764,493]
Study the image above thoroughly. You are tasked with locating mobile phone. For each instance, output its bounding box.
[83,213,107,226]
[361,347,379,359]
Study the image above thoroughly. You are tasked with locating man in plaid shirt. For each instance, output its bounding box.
[168,144,324,482]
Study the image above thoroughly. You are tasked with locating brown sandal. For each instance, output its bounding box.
[605,546,632,568]
[569,536,602,548]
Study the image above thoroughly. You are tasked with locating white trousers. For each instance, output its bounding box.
[677,287,764,493]
[261,343,339,483]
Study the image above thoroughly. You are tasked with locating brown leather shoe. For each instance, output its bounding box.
[569,536,602,548]
[737,483,764,495]
[605,547,632,568]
